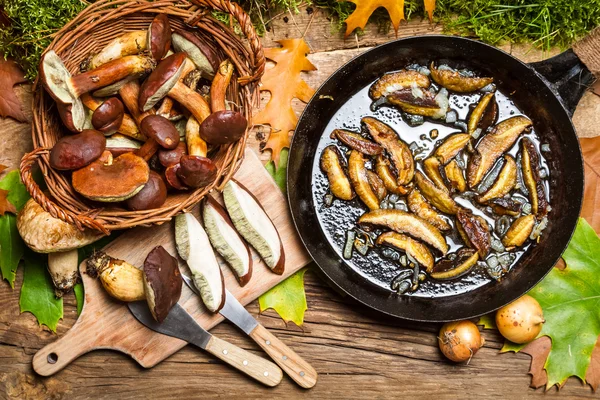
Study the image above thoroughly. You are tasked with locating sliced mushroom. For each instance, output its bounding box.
[223,180,285,274]
[367,170,387,201]
[502,214,535,248]
[467,116,532,188]
[81,93,144,140]
[444,160,466,192]
[91,97,125,135]
[203,196,253,287]
[175,213,225,314]
[106,133,142,157]
[176,116,217,188]
[50,129,106,170]
[17,198,104,253]
[456,208,491,258]
[376,232,434,272]
[143,246,182,322]
[348,150,380,210]
[414,171,459,214]
[87,251,146,302]
[521,138,548,216]
[358,209,448,254]
[430,63,493,93]
[422,157,447,191]
[125,170,167,210]
[147,14,171,60]
[330,129,383,155]
[72,151,150,202]
[172,29,219,78]
[489,197,522,217]
[375,155,410,195]
[468,92,497,135]
[477,155,517,203]
[320,145,355,201]
[407,188,451,231]
[362,117,414,185]
[48,250,80,297]
[88,30,148,69]
[433,133,471,164]
[431,248,479,280]
[369,70,430,100]
[41,50,154,131]
[386,88,448,119]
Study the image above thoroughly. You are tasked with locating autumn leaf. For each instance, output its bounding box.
[0,189,16,215]
[476,313,496,329]
[0,57,28,122]
[424,0,436,21]
[259,268,308,326]
[254,38,317,165]
[344,0,405,37]
[581,136,600,234]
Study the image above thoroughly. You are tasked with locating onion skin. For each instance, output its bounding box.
[496,295,545,344]
[438,320,485,362]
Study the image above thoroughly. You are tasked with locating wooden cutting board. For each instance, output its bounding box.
[32,149,312,376]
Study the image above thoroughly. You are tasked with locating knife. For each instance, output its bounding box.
[128,301,282,387]
[182,274,318,389]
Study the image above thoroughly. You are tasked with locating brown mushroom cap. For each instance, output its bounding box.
[143,246,182,322]
[50,130,106,170]
[199,110,247,145]
[158,142,187,167]
[164,163,188,190]
[72,151,150,202]
[139,52,186,112]
[171,30,219,79]
[126,171,167,210]
[177,155,217,188]
[140,115,180,150]
[148,14,172,60]
[92,97,125,135]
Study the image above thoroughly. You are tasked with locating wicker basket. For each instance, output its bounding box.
[19,0,265,234]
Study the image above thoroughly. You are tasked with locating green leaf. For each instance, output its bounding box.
[0,170,30,210]
[259,268,308,326]
[501,218,600,388]
[19,250,63,332]
[74,283,84,315]
[265,147,289,194]
[476,313,497,330]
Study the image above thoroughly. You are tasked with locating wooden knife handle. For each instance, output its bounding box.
[249,324,317,389]
[204,335,282,387]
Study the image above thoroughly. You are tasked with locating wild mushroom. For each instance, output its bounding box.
[199,60,248,145]
[88,30,148,69]
[17,198,105,253]
[87,251,145,302]
[80,93,144,140]
[106,133,142,156]
[147,14,172,60]
[49,129,106,170]
[40,50,154,131]
[135,114,181,162]
[91,97,124,135]
[176,116,217,188]
[125,170,167,210]
[143,246,182,322]
[72,150,150,202]
[158,142,187,167]
[48,250,80,297]
[171,29,219,78]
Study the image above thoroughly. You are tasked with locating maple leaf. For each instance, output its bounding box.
[344,0,405,37]
[0,189,16,215]
[259,268,308,326]
[0,57,28,122]
[254,38,317,165]
[581,137,600,234]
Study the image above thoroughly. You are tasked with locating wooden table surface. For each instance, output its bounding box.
[1,8,599,399]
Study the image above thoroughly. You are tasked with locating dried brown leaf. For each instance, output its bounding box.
[0,188,17,215]
[0,57,28,122]
[581,137,600,234]
[344,0,405,37]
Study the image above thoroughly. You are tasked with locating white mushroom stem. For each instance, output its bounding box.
[89,30,148,69]
[48,250,80,297]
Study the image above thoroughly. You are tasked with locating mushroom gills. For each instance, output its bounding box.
[223,180,285,274]
[175,213,225,312]
[203,196,253,286]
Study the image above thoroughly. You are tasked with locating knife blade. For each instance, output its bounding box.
[182,273,318,388]
[127,301,282,387]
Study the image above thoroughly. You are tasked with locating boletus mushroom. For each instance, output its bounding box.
[147,14,172,60]
[48,250,80,297]
[143,246,182,322]
[91,97,125,135]
[125,170,167,211]
[49,129,106,170]
[41,50,154,131]
[223,180,285,274]
[72,150,150,202]
[175,213,225,312]
[135,114,181,165]
[176,117,217,188]
[81,93,143,140]
[171,29,219,78]
[87,251,146,302]
[88,30,148,70]
[106,133,142,156]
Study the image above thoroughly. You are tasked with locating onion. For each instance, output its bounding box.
[418,67,431,76]
[343,230,356,260]
[445,110,458,124]
[496,295,545,344]
[541,143,550,152]
[480,83,495,92]
[433,89,450,119]
[438,321,485,363]
[411,85,425,99]
[388,194,399,204]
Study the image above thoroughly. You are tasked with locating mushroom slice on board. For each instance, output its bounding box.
[40,50,154,131]
[358,209,448,254]
[143,246,182,323]
[430,62,494,93]
[203,196,253,287]
[320,145,355,201]
[72,151,150,202]
[223,180,285,275]
[376,232,434,272]
[175,213,226,313]
[467,115,532,188]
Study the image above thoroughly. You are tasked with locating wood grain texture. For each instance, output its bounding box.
[32,148,311,376]
[205,335,283,387]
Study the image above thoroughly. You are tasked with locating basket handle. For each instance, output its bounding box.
[189,0,265,84]
[19,148,109,234]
